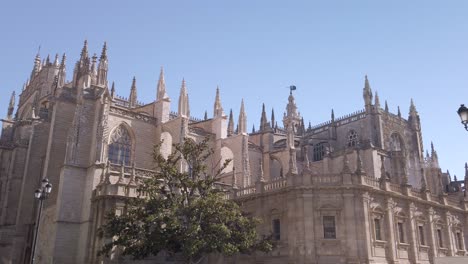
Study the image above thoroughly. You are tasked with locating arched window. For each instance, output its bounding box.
[390,133,403,151]
[347,130,359,147]
[108,125,132,165]
[313,143,325,161]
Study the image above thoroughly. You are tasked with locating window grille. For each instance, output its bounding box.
[108,125,132,165]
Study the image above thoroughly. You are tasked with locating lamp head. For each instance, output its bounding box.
[41,178,49,188]
[45,183,52,194]
[34,189,42,199]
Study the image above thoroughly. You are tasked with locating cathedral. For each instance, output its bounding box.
[0,41,467,264]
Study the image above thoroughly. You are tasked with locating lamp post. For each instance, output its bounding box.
[457,104,468,131]
[30,178,52,264]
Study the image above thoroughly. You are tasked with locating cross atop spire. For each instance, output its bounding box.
[156,67,168,100]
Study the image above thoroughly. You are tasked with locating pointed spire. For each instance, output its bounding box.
[238,99,247,134]
[260,103,268,131]
[178,78,190,118]
[213,86,224,117]
[31,50,41,79]
[252,124,255,133]
[271,108,275,128]
[129,77,137,108]
[204,110,208,120]
[80,40,89,61]
[110,81,115,98]
[409,98,418,116]
[46,54,50,65]
[7,91,15,119]
[363,75,373,111]
[385,100,389,112]
[397,106,401,118]
[53,54,59,67]
[57,53,66,87]
[156,67,168,100]
[374,91,380,108]
[227,109,234,136]
[97,43,108,87]
[430,141,439,168]
[100,41,108,60]
[331,109,335,122]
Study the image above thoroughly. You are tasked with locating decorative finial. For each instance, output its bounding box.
[397,106,401,118]
[385,100,389,112]
[374,91,380,107]
[110,81,115,98]
[100,42,108,60]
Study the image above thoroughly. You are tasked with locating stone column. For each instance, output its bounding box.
[385,198,398,263]
[444,211,455,255]
[302,193,316,263]
[361,192,373,260]
[343,191,360,263]
[427,207,438,260]
[407,203,418,263]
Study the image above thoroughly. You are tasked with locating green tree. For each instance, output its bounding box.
[98,137,272,264]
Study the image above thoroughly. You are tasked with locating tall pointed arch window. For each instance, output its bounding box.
[390,133,403,151]
[313,143,325,161]
[108,125,132,165]
[347,130,359,147]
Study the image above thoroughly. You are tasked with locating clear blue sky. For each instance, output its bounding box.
[1,1,467,178]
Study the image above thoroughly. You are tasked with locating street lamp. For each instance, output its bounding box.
[457,104,468,131]
[30,178,52,264]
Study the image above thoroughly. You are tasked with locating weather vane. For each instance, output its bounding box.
[289,85,297,95]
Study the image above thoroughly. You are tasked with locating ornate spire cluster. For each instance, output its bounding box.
[73,40,108,88]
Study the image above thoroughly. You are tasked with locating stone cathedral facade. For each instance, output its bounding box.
[0,41,467,264]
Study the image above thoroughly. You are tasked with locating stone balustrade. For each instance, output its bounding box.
[95,163,467,211]
[264,178,287,192]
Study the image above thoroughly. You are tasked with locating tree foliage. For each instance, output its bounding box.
[98,137,273,264]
